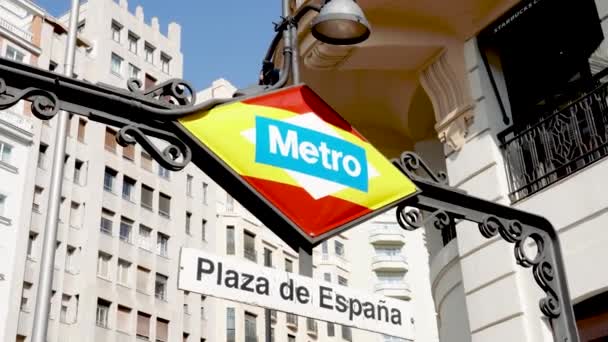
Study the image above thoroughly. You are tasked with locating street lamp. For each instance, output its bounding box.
[311,0,371,45]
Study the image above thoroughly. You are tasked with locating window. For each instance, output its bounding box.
[105,128,117,152]
[375,247,402,256]
[122,176,136,201]
[376,272,405,284]
[32,187,43,212]
[226,226,235,255]
[286,313,298,327]
[161,53,171,73]
[6,46,24,62]
[128,63,140,80]
[0,194,5,218]
[60,295,70,323]
[327,323,335,336]
[306,318,318,334]
[117,306,131,332]
[245,312,257,342]
[288,335,295,342]
[338,276,348,286]
[139,225,152,250]
[100,209,114,235]
[77,19,85,33]
[200,295,206,319]
[157,233,169,257]
[324,273,331,282]
[38,144,47,169]
[69,201,82,228]
[202,182,208,204]
[97,252,111,279]
[119,217,133,243]
[158,165,170,179]
[110,53,123,75]
[263,248,273,267]
[335,240,345,257]
[96,298,110,328]
[226,307,235,342]
[117,259,131,286]
[123,144,135,161]
[111,21,122,42]
[77,119,86,142]
[74,159,84,185]
[186,175,193,196]
[184,291,190,314]
[159,193,171,218]
[137,267,150,293]
[27,233,37,257]
[185,211,192,235]
[128,32,138,54]
[65,246,76,273]
[285,258,293,273]
[145,73,156,89]
[137,311,151,339]
[144,43,155,63]
[201,219,207,241]
[244,231,256,262]
[155,273,168,300]
[270,328,275,342]
[141,184,153,210]
[225,193,234,211]
[49,60,58,71]
[141,151,153,171]
[342,325,352,341]
[20,282,32,311]
[156,318,169,342]
[0,140,13,164]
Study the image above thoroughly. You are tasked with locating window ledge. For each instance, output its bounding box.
[0,160,17,174]
[117,282,131,290]
[136,289,150,296]
[0,216,11,226]
[97,275,112,283]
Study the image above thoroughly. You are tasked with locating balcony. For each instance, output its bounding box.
[374,282,412,300]
[286,313,298,330]
[500,82,608,202]
[371,255,409,272]
[0,17,32,42]
[368,228,405,245]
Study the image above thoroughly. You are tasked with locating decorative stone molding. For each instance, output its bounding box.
[435,104,474,151]
[303,42,354,70]
[420,51,474,151]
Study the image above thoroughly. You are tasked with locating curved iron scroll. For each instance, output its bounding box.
[395,152,578,342]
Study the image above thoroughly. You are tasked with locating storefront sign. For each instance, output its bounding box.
[178,85,417,246]
[179,248,414,340]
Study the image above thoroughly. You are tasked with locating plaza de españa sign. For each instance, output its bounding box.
[179,248,415,340]
[176,85,417,248]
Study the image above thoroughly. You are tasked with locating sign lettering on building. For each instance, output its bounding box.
[179,248,415,340]
[178,85,417,247]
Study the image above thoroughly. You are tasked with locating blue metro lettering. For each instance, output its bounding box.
[256,116,368,192]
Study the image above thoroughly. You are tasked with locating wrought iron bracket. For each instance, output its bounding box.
[0,58,231,170]
[393,152,578,342]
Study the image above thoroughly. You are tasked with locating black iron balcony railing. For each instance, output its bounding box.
[500,82,608,202]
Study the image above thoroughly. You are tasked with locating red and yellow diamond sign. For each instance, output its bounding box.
[178,85,416,241]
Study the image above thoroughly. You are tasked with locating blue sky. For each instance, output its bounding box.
[33,0,281,90]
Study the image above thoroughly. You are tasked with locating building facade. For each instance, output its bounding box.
[293,0,608,341]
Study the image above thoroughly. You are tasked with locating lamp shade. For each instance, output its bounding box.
[311,0,371,45]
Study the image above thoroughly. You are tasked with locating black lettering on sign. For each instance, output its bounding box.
[197,257,214,281]
[296,285,310,304]
[241,273,254,292]
[225,270,239,288]
[257,277,270,295]
[319,286,333,309]
[280,279,294,300]
[363,302,375,319]
[336,294,347,313]
[349,298,362,320]
[391,308,402,325]
[378,303,389,322]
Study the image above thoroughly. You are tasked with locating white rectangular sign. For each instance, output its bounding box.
[178,248,414,340]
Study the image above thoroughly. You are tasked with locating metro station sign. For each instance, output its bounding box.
[177,85,416,248]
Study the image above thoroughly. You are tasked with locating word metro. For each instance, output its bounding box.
[255,116,369,192]
[179,248,414,340]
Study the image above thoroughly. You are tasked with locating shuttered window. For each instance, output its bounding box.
[156,318,169,342]
[136,311,151,339]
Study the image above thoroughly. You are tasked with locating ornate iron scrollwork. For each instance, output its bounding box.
[125,78,197,107]
[117,124,192,171]
[478,215,560,319]
[0,79,59,120]
[396,202,453,232]
[392,151,448,185]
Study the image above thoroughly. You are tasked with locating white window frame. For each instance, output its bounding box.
[160,53,171,74]
[110,53,123,76]
[96,300,110,328]
[128,32,138,54]
[128,63,140,80]
[97,252,111,279]
[0,193,6,218]
[111,21,122,43]
[117,259,131,286]
[5,45,25,62]
[0,140,13,165]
